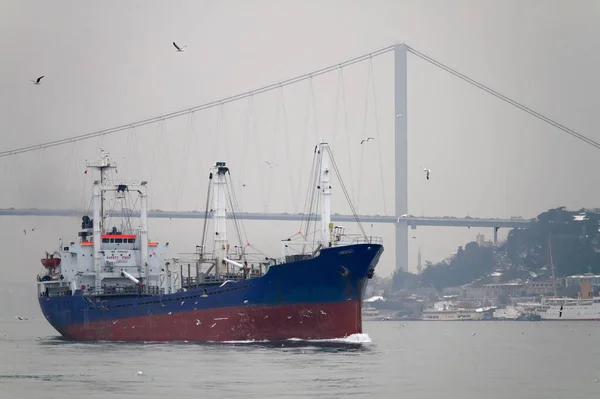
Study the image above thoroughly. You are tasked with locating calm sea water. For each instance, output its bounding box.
[1,317,599,399]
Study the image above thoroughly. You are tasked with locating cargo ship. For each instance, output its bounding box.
[37,142,383,341]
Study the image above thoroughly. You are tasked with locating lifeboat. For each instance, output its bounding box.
[41,253,61,268]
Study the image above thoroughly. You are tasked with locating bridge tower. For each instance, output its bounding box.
[395,43,409,272]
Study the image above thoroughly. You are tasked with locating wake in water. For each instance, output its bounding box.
[219,333,372,346]
[285,333,371,344]
[33,333,373,349]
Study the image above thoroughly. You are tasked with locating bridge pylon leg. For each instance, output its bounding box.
[396,220,408,272]
[394,43,408,272]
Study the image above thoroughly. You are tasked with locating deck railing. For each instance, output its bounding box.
[85,285,164,296]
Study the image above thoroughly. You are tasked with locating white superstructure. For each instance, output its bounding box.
[37,150,171,298]
[421,308,484,321]
[516,297,600,320]
[515,280,600,320]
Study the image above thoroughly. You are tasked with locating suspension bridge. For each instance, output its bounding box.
[1,43,597,272]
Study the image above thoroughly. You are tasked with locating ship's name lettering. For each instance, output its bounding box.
[106,254,132,263]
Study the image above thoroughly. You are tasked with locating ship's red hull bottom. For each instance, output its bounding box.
[60,301,362,342]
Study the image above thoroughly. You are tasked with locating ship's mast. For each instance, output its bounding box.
[318,140,332,247]
[86,150,117,290]
[87,149,117,234]
[92,183,102,289]
[140,184,149,285]
[212,162,229,276]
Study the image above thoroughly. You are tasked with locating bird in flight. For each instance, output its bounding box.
[173,42,186,52]
[31,76,44,85]
[423,167,430,180]
[265,161,274,167]
[360,137,375,144]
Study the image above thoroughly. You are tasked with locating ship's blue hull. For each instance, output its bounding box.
[39,243,383,341]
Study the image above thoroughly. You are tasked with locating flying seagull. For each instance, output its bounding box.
[173,42,186,52]
[360,137,375,144]
[31,76,44,85]
[423,167,430,180]
[265,161,274,167]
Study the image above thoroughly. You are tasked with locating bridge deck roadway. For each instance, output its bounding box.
[0,208,532,228]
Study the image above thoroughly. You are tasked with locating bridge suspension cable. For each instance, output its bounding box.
[0,45,395,158]
[406,45,600,150]
[4,43,596,157]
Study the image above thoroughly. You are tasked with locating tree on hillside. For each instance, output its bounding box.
[391,269,420,292]
[420,241,494,290]
[504,207,600,276]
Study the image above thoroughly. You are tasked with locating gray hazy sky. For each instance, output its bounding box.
[1,0,600,292]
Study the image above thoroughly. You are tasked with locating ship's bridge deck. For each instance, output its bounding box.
[79,234,159,248]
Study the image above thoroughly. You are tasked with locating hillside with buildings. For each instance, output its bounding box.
[417,207,600,292]
[366,207,600,319]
